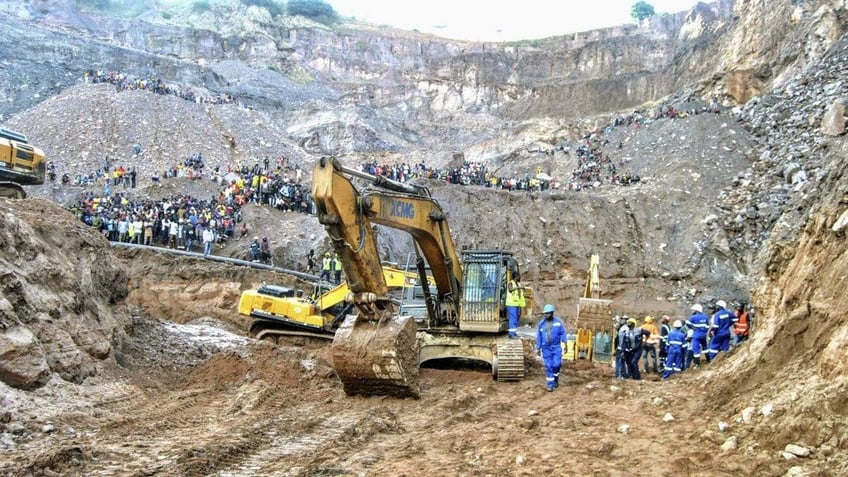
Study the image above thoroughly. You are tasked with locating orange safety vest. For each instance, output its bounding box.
[734,311,750,336]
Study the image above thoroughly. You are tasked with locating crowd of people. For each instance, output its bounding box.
[84,70,240,105]
[67,152,314,260]
[360,160,558,192]
[68,192,245,255]
[613,300,752,381]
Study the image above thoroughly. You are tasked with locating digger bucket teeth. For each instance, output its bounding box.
[331,314,420,399]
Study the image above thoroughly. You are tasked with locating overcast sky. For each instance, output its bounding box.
[326,1,704,41]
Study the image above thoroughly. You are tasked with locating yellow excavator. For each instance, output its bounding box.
[239,265,432,343]
[0,127,46,199]
[573,254,614,362]
[312,156,530,398]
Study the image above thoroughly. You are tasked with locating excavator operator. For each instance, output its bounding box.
[505,274,525,338]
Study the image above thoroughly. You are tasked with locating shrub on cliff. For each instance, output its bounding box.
[287,0,338,25]
[241,0,284,17]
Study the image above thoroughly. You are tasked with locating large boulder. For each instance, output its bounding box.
[0,325,50,389]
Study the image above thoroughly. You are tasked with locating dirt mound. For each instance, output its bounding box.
[183,342,334,390]
[0,198,130,389]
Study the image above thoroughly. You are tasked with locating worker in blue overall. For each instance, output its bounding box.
[535,304,567,392]
[707,300,735,360]
[686,303,710,368]
[662,320,686,379]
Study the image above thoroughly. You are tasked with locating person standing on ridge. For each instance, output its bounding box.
[536,304,567,392]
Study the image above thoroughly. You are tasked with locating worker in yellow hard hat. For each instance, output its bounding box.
[642,316,660,374]
[620,317,648,380]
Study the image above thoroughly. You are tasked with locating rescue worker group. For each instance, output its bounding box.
[532,300,752,392]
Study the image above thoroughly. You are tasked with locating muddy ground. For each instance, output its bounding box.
[0,310,832,477]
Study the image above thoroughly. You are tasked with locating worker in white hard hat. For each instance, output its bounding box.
[535,304,567,392]
[319,251,332,282]
[662,320,687,379]
[707,300,735,361]
[686,303,710,368]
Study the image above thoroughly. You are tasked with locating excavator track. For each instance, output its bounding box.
[331,314,420,399]
[250,317,334,347]
[0,182,26,199]
[493,340,525,382]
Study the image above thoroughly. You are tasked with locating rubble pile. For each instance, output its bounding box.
[724,37,847,261]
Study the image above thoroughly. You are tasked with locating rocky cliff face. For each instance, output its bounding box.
[0,198,129,389]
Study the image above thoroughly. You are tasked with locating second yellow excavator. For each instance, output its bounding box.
[311,156,532,398]
[573,254,614,362]
[239,265,431,343]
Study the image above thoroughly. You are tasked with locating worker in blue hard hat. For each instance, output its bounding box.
[535,304,568,392]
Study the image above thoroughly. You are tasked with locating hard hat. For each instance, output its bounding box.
[543,304,555,314]
[661,315,670,323]
[673,320,683,328]
[691,303,703,313]
[254,236,259,241]
[627,318,637,326]
[325,252,331,257]
[644,316,653,323]
[716,300,727,309]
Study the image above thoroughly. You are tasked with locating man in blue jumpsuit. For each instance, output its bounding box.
[686,303,710,368]
[662,320,686,380]
[708,300,735,360]
[536,304,567,392]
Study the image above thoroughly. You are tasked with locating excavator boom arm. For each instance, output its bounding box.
[312,157,390,301]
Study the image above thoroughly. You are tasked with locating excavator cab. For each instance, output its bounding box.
[458,250,511,333]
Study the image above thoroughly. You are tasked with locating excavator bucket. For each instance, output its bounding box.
[331,314,420,398]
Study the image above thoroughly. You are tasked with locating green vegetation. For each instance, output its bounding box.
[506,38,547,48]
[631,1,656,22]
[240,0,284,17]
[191,0,212,13]
[287,65,315,84]
[287,0,338,25]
